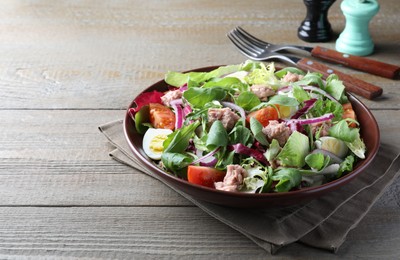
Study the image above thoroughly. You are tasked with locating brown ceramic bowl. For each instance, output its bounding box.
[123,66,380,208]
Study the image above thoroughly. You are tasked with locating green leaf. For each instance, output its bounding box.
[271,168,302,192]
[338,154,355,177]
[229,125,254,146]
[267,94,299,107]
[206,120,229,150]
[163,121,200,153]
[164,64,242,87]
[328,120,359,143]
[265,139,280,162]
[275,67,306,79]
[293,72,324,88]
[292,85,310,102]
[183,87,226,108]
[161,152,193,178]
[325,74,346,101]
[134,105,150,134]
[305,153,330,171]
[250,117,269,146]
[276,131,309,167]
[203,77,248,93]
[345,134,366,159]
[244,62,282,89]
[310,99,344,121]
[235,91,261,111]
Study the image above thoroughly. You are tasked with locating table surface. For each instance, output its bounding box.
[1,0,399,258]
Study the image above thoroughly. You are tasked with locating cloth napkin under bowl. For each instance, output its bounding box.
[99,119,400,254]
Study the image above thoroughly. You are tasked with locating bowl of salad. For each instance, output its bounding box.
[124,61,379,208]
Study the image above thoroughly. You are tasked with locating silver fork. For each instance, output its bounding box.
[233,26,313,54]
[227,29,383,100]
[230,26,400,79]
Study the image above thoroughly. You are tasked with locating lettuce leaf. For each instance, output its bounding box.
[276,131,309,167]
[165,64,242,87]
[244,62,282,90]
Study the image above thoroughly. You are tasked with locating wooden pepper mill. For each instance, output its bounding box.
[298,0,336,42]
[336,0,380,56]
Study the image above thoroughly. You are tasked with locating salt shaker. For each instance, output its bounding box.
[336,0,380,56]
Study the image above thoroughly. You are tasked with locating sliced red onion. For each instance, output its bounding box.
[277,85,292,93]
[191,147,220,165]
[128,108,136,120]
[179,84,188,92]
[288,113,334,126]
[170,99,184,129]
[221,101,246,119]
[303,86,339,103]
[169,99,183,107]
[183,105,192,117]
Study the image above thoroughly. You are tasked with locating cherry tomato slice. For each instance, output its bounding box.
[187,166,226,188]
[149,103,175,130]
[246,106,279,127]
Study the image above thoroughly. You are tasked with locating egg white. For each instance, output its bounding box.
[142,128,173,160]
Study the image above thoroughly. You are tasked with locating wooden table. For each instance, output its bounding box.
[1,0,399,258]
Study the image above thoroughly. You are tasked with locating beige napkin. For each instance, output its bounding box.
[99,119,400,254]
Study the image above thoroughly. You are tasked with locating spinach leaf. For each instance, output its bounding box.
[206,120,228,150]
[229,124,253,146]
[163,121,200,153]
[203,77,248,93]
[183,87,226,108]
[235,91,261,111]
[161,152,193,178]
[267,94,299,107]
[250,117,269,146]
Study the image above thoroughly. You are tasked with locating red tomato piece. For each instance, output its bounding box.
[246,106,279,127]
[187,166,226,188]
[149,103,175,130]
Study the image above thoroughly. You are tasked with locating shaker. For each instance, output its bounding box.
[298,0,336,42]
[336,0,380,56]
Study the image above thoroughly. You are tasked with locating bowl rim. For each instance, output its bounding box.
[123,65,380,203]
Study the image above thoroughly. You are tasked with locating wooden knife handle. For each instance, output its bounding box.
[297,58,383,100]
[311,46,400,79]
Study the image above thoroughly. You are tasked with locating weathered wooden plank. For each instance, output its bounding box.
[0,206,398,259]
[0,0,398,109]
[0,173,191,206]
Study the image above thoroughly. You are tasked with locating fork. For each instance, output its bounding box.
[233,26,400,79]
[227,29,383,100]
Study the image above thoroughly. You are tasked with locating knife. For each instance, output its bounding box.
[310,46,400,79]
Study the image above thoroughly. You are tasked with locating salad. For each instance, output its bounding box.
[129,60,366,193]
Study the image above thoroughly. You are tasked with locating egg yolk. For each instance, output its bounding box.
[149,134,169,153]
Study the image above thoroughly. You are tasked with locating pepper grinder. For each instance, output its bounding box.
[297,0,336,42]
[336,0,380,56]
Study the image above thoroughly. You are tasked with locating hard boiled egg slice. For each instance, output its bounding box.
[315,136,349,158]
[142,128,173,160]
